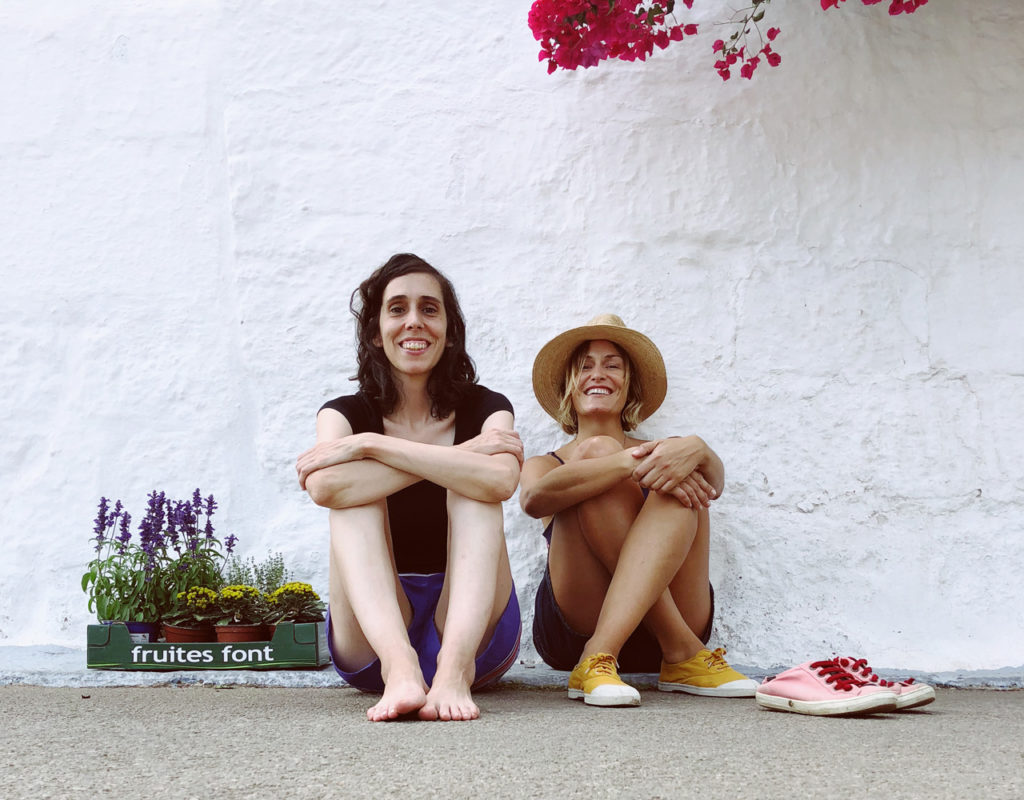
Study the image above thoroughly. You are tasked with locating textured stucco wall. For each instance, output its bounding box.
[1,1,1021,673]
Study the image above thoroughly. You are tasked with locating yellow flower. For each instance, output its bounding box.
[271,582,320,600]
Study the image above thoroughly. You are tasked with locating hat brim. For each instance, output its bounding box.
[532,323,667,424]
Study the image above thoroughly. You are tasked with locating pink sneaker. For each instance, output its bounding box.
[755,659,899,716]
[834,655,936,710]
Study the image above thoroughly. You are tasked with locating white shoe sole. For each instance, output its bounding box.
[755,690,899,716]
[658,679,759,697]
[568,688,641,707]
[896,684,936,710]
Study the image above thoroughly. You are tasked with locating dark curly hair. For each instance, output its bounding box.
[350,253,477,419]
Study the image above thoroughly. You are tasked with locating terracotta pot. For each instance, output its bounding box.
[215,624,269,643]
[162,622,215,643]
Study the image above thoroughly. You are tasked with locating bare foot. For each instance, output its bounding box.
[366,675,428,722]
[419,676,479,722]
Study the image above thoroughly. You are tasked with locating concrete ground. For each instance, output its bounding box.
[0,650,1021,799]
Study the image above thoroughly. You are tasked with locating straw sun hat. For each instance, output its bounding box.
[531,314,667,423]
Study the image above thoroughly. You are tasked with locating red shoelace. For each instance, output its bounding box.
[841,656,918,687]
[809,660,864,692]
[843,657,895,686]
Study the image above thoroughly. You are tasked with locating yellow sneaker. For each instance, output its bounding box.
[658,647,759,697]
[568,652,641,707]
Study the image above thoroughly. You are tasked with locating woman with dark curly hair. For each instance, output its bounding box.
[296,254,522,721]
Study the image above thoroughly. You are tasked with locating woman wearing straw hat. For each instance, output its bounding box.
[520,314,757,707]
[296,254,522,722]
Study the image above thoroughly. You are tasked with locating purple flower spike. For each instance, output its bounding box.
[225,534,238,554]
[116,511,132,552]
[164,498,180,548]
[93,497,110,549]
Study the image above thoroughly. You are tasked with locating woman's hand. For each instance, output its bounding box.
[666,471,718,508]
[456,429,524,466]
[629,436,720,506]
[296,433,375,489]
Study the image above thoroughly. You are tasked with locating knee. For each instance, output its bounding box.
[644,490,701,526]
[574,435,624,460]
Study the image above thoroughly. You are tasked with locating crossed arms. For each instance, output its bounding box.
[297,408,523,509]
[519,435,724,519]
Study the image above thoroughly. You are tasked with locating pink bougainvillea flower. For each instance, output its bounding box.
[888,0,928,13]
[530,0,929,80]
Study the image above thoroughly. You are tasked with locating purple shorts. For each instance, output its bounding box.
[327,572,521,693]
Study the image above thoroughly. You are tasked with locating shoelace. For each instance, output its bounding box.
[809,659,864,692]
[587,654,617,677]
[704,647,730,672]
[842,657,895,687]
[842,656,919,687]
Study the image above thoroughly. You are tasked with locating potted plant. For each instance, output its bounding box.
[151,489,237,615]
[222,552,290,594]
[211,584,271,642]
[265,582,327,629]
[161,586,219,643]
[84,489,239,642]
[82,498,166,642]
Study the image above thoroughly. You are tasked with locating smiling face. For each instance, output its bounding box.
[374,272,448,377]
[570,339,630,419]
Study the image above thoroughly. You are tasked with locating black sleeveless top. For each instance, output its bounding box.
[319,385,513,573]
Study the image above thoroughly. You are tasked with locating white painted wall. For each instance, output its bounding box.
[2,1,1021,673]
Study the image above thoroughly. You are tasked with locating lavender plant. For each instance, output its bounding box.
[81,498,157,622]
[82,489,237,623]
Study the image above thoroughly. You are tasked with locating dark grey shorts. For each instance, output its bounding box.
[532,563,714,673]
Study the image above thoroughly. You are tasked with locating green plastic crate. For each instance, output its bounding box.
[86,622,331,670]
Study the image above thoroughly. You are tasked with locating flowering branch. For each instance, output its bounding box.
[711,0,781,81]
[528,0,929,81]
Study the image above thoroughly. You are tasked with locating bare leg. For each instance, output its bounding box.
[420,492,512,721]
[328,503,427,721]
[547,466,639,637]
[664,507,713,659]
[582,491,703,661]
[547,436,710,664]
